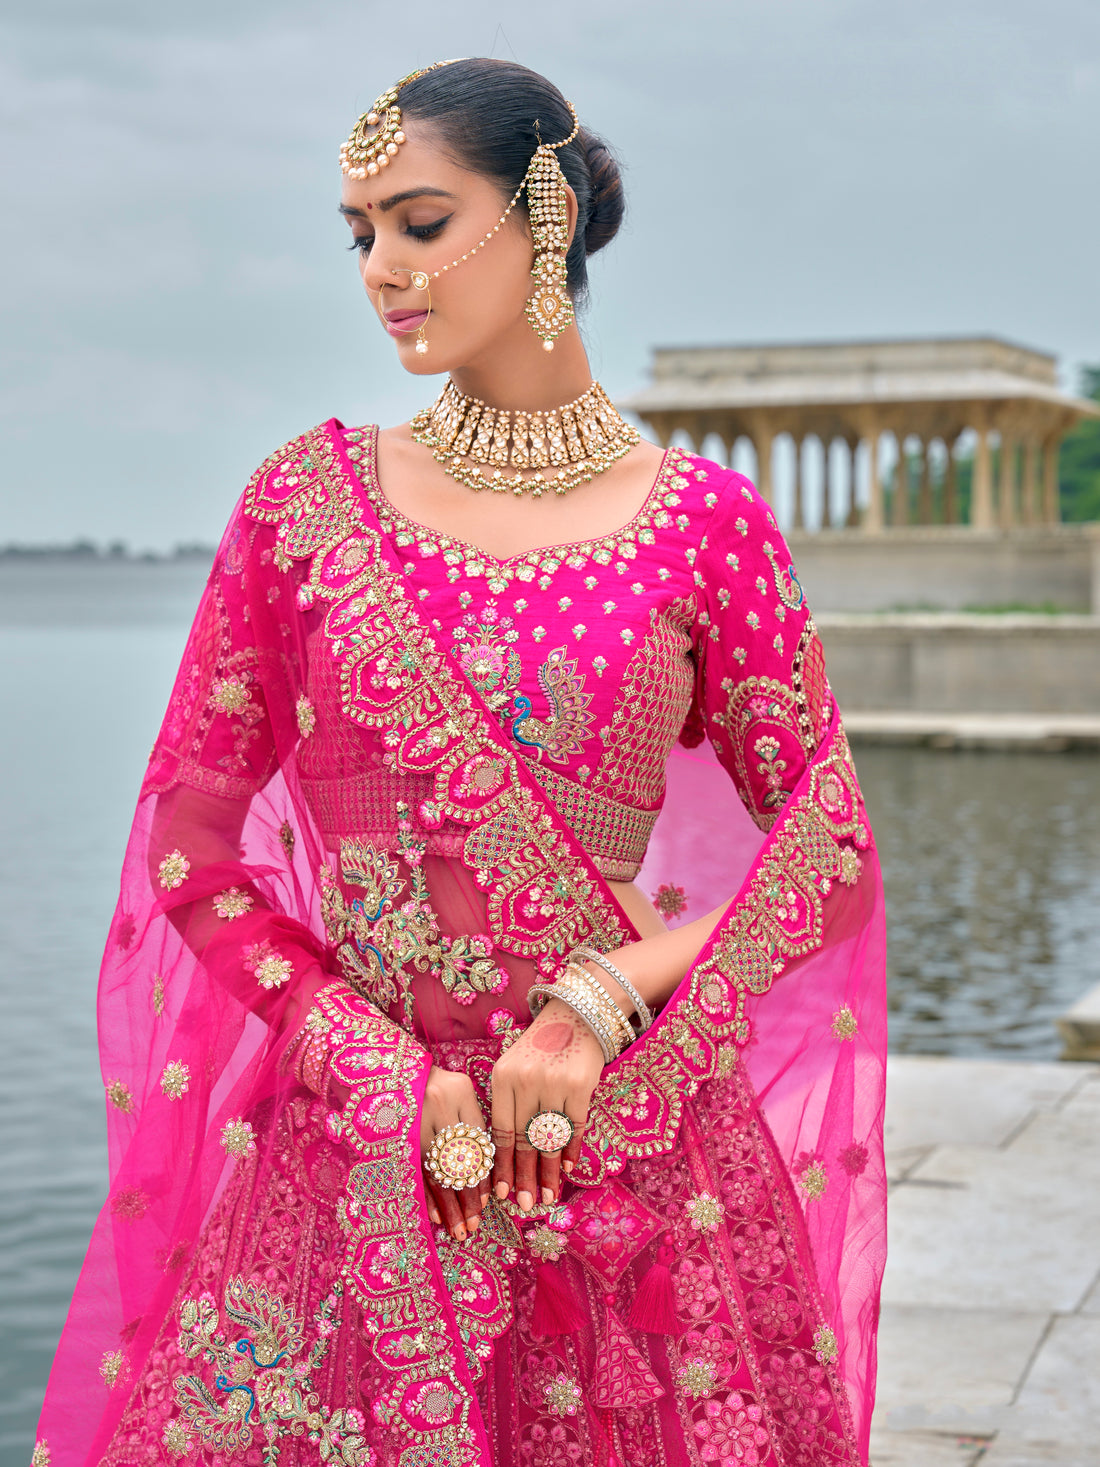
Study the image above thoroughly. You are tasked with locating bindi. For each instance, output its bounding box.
[530,1022,574,1054]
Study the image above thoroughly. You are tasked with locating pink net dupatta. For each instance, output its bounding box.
[34,419,886,1467]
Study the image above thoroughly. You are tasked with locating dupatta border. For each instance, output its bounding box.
[243,423,872,1189]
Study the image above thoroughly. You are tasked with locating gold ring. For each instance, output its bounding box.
[524,1109,575,1154]
[425,1122,495,1192]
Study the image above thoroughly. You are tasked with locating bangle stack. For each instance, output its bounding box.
[570,945,654,1034]
[528,960,635,1064]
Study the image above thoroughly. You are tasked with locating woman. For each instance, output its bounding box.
[34,57,886,1467]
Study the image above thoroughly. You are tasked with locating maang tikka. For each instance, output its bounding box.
[340,66,582,353]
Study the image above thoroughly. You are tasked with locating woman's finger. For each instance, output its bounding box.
[457,1092,492,1235]
[424,1177,444,1227]
[513,1097,539,1212]
[490,1069,516,1204]
[560,1098,589,1176]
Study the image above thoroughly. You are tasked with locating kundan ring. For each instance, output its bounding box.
[425,1122,495,1192]
[524,1109,576,1154]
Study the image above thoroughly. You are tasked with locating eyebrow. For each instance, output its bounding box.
[339,187,457,219]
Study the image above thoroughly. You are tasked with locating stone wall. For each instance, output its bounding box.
[788,525,1100,613]
[817,613,1100,713]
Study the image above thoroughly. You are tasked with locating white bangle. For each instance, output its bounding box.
[571,945,654,1033]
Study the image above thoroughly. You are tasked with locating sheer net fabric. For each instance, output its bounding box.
[34,422,886,1467]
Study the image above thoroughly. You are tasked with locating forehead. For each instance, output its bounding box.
[338,120,475,209]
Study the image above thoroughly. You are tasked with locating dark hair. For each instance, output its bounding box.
[397,58,624,301]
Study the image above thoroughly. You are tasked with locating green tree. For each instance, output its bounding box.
[1059,366,1100,522]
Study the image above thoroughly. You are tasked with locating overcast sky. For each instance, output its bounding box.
[2,0,1098,549]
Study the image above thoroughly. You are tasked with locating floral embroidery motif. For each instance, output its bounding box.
[794,1153,829,1201]
[100,1349,124,1388]
[813,1325,839,1364]
[686,1193,725,1233]
[295,693,317,737]
[511,646,595,764]
[278,820,296,858]
[31,1442,50,1466]
[692,1391,769,1462]
[832,1006,858,1040]
[320,832,505,1015]
[676,1357,719,1398]
[105,1079,134,1113]
[167,1277,370,1462]
[210,675,253,715]
[111,1185,150,1221]
[527,1224,568,1262]
[838,1142,869,1176]
[243,941,292,990]
[544,1372,583,1417]
[161,1420,189,1456]
[212,887,253,920]
[157,849,190,890]
[152,973,165,1016]
[452,610,522,710]
[653,883,689,920]
[714,676,819,829]
[160,1061,190,1100]
[220,1118,256,1155]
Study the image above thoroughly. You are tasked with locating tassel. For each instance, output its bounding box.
[626,1240,682,1337]
[529,1261,586,1338]
[594,1297,665,1409]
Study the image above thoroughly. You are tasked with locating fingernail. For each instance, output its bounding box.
[467,1216,479,1235]
[517,1190,533,1212]
[495,1181,509,1200]
[541,1187,554,1205]
[453,1224,466,1241]
[562,1159,574,1174]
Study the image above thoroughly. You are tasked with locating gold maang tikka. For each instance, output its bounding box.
[340,69,582,354]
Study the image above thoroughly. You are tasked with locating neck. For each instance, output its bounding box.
[447,319,593,411]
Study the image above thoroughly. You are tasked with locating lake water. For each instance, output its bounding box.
[2,559,1098,1463]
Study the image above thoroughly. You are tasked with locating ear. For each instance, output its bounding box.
[563,182,580,253]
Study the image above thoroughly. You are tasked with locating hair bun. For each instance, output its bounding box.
[580,129,624,256]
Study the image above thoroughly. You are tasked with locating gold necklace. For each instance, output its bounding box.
[410,380,641,498]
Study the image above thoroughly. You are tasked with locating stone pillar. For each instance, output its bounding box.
[972,424,995,529]
[823,437,835,526]
[864,431,884,532]
[943,436,960,524]
[753,427,775,504]
[1021,437,1040,525]
[917,439,933,524]
[998,432,1018,528]
[1042,437,1061,523]
[793,436,805,529]
[845,436,860,527]
[892,433,909,525]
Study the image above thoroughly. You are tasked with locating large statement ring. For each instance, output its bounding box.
[524,1109,575,1154]
[425,1122,495,1192]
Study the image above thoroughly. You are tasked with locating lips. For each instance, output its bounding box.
[384,309,429,338]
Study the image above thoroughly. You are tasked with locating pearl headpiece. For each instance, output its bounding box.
[339,59,463,180]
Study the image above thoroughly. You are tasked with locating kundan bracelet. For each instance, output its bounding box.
[570,945,655,1033]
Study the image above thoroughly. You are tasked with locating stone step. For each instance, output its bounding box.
[1057,980,1100,1061]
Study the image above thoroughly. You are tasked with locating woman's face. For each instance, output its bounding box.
[339,120,575,377]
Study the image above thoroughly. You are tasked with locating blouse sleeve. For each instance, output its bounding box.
[686,468,835,831]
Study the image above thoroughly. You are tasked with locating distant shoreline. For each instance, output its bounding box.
[0,542,215,564]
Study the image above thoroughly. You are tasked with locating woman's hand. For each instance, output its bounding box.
[490,999,606,1211]
[419,1065,491,1243]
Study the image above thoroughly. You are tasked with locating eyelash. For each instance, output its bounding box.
[347,217,451,254]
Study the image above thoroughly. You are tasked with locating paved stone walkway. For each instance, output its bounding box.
[872,1055,1100,1466]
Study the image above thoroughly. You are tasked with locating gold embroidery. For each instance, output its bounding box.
[31,1441,51,1466]
[296,692,317,736]
[832,1006,858,1040]
[813,1325,839,1364]
[243,941,292,990]
[212,887,252,919]
[219,1118,256,1155]
[99,1350,124,1389]
[157,850,190,890]
[210,675,253,715]
[685,1192,724,1232]
[105,1080,133,1113]
[512,645,594,764]
[544,1373,583,1417]
[278,819,296,858]
[714,676,807,829]
[676,1357,718,1398]
[591,597,696,809]
[169,1277,369,1462]
[527,764,660,881]
[160,1061,190,1100]
[152,973,165,1016]
[762,539,806,609]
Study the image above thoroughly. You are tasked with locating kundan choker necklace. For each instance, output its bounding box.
[410,379,640,498]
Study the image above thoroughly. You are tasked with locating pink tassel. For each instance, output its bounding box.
[594,1298,665,1409]
[626,1240,683,1337]
[529,1261,586,1338]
